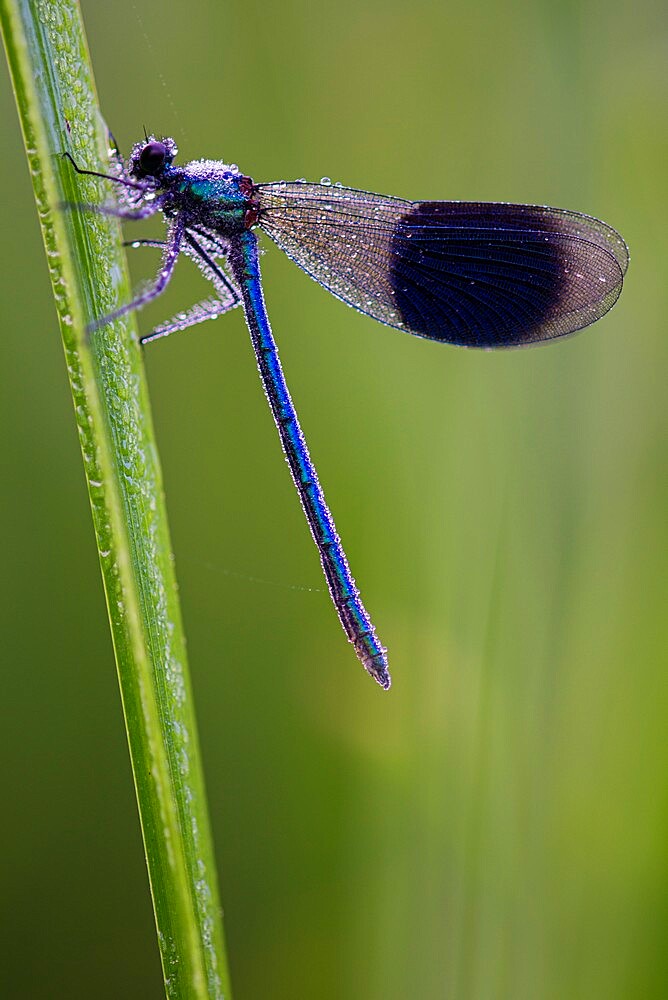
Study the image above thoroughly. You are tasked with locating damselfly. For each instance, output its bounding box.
[67,136,629,689]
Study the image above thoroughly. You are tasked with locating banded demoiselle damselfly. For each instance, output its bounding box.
[67,136,629,689]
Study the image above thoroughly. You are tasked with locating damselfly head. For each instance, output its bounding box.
[129,135,178,181]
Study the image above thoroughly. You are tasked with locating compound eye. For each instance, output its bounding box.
[139,141,167,176]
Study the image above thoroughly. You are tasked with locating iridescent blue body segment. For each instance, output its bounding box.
[71,134,629,689]
[227,232,389,688]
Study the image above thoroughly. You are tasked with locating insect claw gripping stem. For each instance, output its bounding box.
[87,218,184,334]
[61,150,146,192]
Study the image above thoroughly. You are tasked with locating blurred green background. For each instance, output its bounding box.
[1,0,667,997]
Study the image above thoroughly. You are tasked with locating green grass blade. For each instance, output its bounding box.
[0,2,231,997]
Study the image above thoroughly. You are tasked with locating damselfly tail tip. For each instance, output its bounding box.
[367,656,391,691]
[379,671,392,691]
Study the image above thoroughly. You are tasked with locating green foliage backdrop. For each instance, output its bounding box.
[1,0,666,997]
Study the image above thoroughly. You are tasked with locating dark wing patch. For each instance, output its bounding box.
[257,183,628,348]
